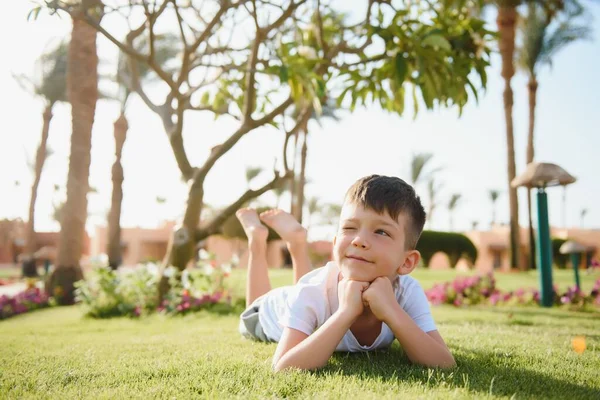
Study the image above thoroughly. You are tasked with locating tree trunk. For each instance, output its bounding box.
[295,129,308,224]
[22,105,54,277]
[497,6,523,270]
[107,113,128,269]
[526,77,538,270]
[47,12,99,305]
[157,178,204,301]
[427,204,435,229]
[289,130,299,215]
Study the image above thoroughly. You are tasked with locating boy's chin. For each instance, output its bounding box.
[339,269,375,283]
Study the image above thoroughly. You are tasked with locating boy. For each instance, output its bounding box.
[236,175,455,371]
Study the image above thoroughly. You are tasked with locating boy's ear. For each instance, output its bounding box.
[397,250,421,275]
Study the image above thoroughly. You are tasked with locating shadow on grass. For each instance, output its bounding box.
[316,347,598,399]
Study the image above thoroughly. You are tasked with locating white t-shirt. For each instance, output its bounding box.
[258,262,437,352]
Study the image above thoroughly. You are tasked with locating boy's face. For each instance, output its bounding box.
[333,201,419,283]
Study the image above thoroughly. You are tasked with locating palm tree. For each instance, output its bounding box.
[427,178,443,229]
[13,41,68,276]
[105,34,179,270]
[306,196,320,231]
[518,1,590,268]
[48,1,103,305]
[488,0,583,270]
[448,194,462,232]
[495,0,523,269]
[292,103,339,224]
[580,208,588,228]
[489,190,500,227]
[410,153,436,185]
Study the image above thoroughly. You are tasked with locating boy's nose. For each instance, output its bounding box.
[351,236,369,249]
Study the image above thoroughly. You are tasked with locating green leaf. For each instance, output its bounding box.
[394,87,405,115]
[412,85,419,120]
[394,54,408,85]
[27,6,42,21]
[466,78,479,103]
[200,92,210,105]
[422,35,452,51]
[336,86,352,108]
[279,66,289,83]
[476,62,488,88]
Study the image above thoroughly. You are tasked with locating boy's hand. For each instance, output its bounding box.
[337,278,370,319]
[362,277,398,322]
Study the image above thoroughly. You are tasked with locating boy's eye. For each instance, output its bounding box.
[375,229,390,237]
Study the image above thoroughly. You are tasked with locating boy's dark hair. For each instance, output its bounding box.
[344,175,426,249]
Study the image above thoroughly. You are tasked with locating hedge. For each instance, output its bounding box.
[416,231,478,268]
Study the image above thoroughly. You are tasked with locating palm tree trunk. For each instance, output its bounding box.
[497,5,523,270]
[25,105,53,255]
[526,77,538,270]
[289,130,299,215]
[47,12,99,304]
[23,105,54,277]
[428,205,435,229]
[107,113,128,269]
[295,129,308,224]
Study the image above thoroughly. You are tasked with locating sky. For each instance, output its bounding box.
[1,2,599,241]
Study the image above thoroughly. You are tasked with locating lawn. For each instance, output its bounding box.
[2,268,599,399]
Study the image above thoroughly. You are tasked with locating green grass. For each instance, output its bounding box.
[2,268,599,399]
[228,266,600,294]
[0,266,21,279]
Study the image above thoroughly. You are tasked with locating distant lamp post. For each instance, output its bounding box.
[512,162,576,307]
[559,241,587,292]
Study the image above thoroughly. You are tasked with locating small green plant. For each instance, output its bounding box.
[75,264,159,318]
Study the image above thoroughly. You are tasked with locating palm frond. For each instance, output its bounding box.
[448,193,462,210]
[518,1,591,75]
[116,33,180,97]
[410,153,434,184]
[489,190,500,202]
[538,23,591,67]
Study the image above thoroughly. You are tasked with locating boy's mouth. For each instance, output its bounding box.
[346,255,373,263]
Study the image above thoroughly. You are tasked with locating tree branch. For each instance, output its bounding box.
[251,97,294,127]
[242,1,262,122]
[195,171,292,240]
[264,0,307,34]
[52,3,178,91]
[283,107,312,172]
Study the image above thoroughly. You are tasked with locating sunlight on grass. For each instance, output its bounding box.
[1,267,599,399]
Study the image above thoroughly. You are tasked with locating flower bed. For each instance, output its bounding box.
[425,273,600,311]
[76,251,238,318]
[0,285,50,320]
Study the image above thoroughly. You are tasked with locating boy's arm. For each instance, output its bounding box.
[272,310,355,372]
[385,304,456,368]
[363,277,455,369]
[273,279,369,372]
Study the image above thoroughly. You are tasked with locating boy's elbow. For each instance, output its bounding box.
[272,358,324,373]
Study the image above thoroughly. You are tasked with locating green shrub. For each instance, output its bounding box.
[551,238,568,269]
[416,231,478,268]
[75,265,159,318]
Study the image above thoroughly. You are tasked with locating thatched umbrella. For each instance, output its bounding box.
[512,162,577,307]
[511,162,576,188]
[559,240,588,291]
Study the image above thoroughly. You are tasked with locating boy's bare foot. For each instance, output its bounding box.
[259,209,307,246]
[236,208,268,243]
